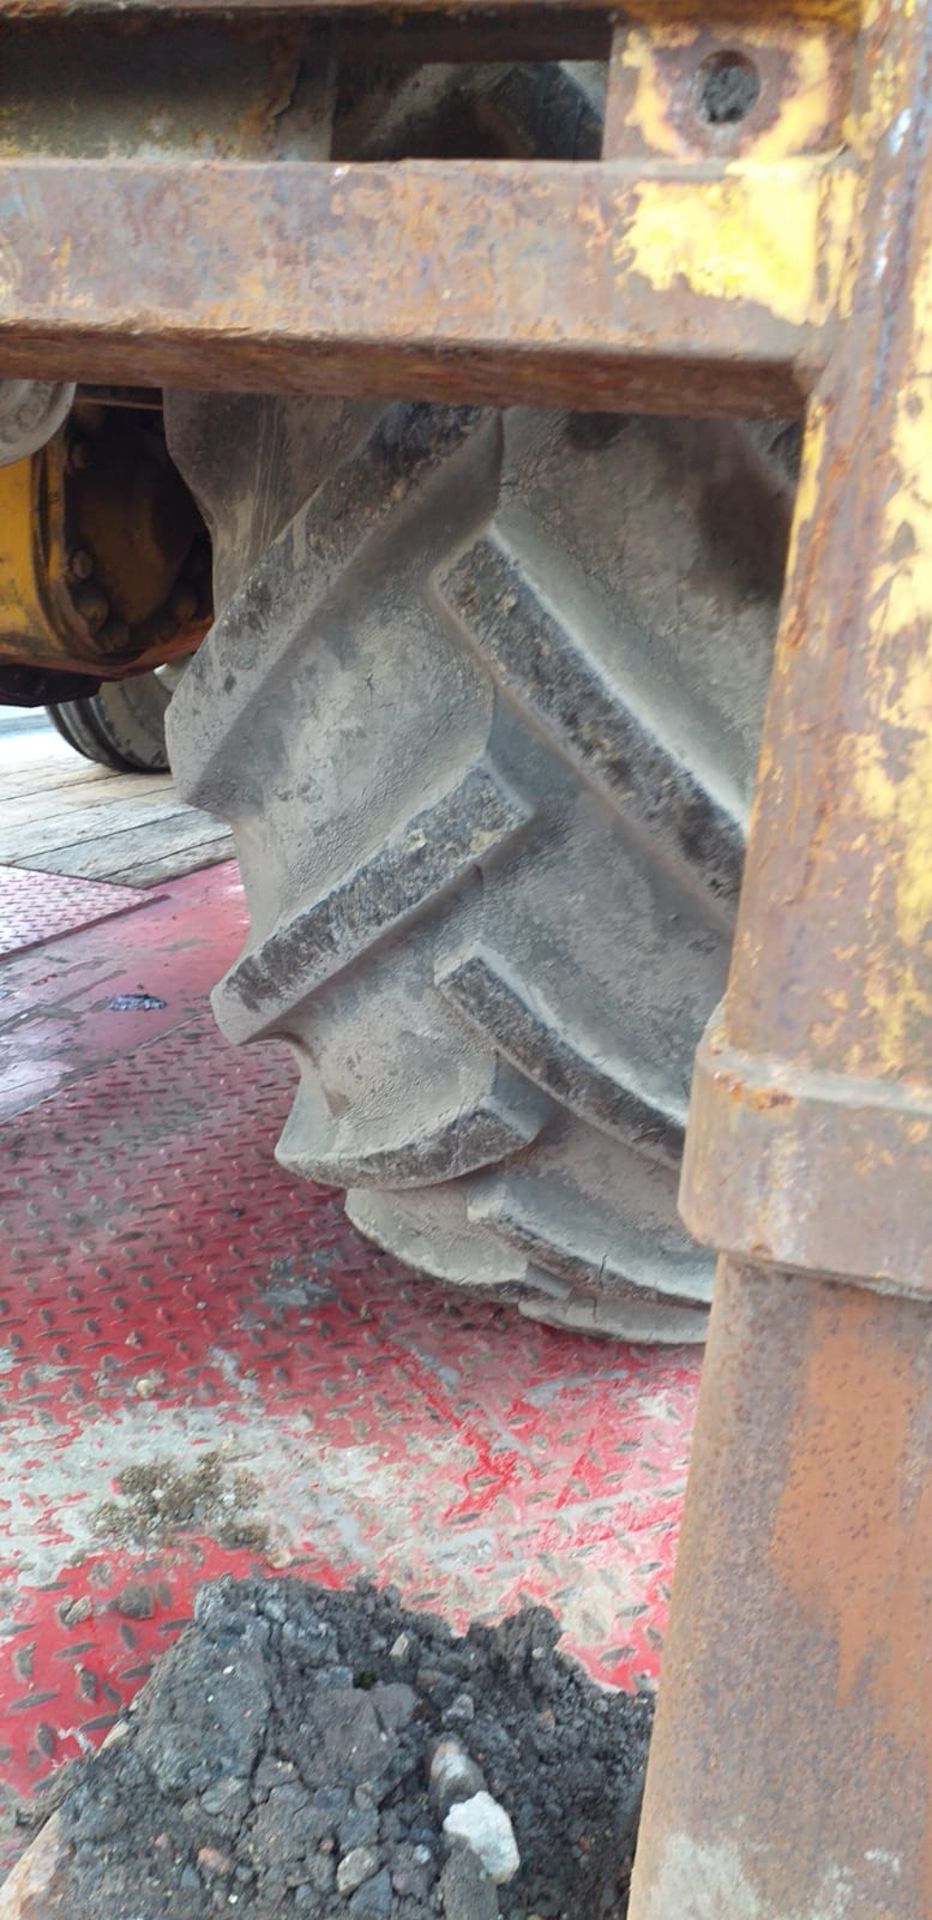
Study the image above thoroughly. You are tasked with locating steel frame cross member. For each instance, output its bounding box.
[628,4,932,1918]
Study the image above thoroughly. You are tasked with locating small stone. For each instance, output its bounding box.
[438,1846,500,1920]
[444,1692,476,1726]
[389,1632,411,1661]
[339,1806,379,1852]
[315,1662,354,1688]
[114,1582,155,1620]
[348,1866,392,1919]
[254,1758,298,1794]
[336,1845,380,1895]
[200,1777,247,1816]
[313,1784,350,1815]
[59,1595,92,1629]
[371,1681,418,1731]
[430,1737,485,1818]
[197,1846,231,1876]
[306,1855,336,1894]
[391,1840,438,1899]
[443,1792,520,1885]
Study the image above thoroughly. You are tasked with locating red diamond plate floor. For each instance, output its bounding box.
[0,868,156,963]
[0,861,700,1856]
[0,862,246,1123]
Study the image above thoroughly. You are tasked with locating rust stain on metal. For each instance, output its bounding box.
[629,1266,932,1920]
[634,0,932,1911]
[0,0,870,16]
[771,1289,931,1722]
[722,8,932,1080]
[681,1006,932,1288]
[604,16,853,162]
[770,1288,932,1906]
[679,0,932,1284]
[0,156,844,412]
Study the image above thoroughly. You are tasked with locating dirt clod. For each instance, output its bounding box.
[37,1576,652,1918]
[91,1451,267,1552]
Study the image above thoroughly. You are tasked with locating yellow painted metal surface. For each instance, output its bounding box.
[603,10,859,342]
[0,444,69,659]
[619,161,847,328]
[0,412,210,679]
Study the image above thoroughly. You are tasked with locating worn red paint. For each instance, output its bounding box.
[0,863,698,1866]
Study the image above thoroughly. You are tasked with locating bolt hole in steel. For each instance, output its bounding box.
[696,51,760,127]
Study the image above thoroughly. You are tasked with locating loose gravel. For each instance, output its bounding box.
[24,1576,653,1919]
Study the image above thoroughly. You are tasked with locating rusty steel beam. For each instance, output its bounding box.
[630,1262,932,1919]
[0,0,869,16]
[629,0,932,1913]
[0,157,848,412]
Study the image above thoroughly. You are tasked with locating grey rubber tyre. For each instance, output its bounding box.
[46,668,179,773]
[165,59,792,1341]
[166,393,791,1341]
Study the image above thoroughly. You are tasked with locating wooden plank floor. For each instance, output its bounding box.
[0,711,232,886]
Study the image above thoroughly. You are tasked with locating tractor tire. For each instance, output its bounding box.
[46,668,179,774]
[164,60,794,1342]
[166,395,792,1341]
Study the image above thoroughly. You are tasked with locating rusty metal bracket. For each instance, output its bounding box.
[0,154,847,413]
[681,1008,932,1292]
[0,4,860,415]
[628,0,932,1914]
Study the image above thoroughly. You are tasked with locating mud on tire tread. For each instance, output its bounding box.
[166,389,790,1342]
[165,63,790,1342]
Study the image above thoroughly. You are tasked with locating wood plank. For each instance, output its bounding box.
[107,834,235,888]
[1,723,231,886]
[0,757,130,800]
[17,809,233,884]
[0,783,185,856]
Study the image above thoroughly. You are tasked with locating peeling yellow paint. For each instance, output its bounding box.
[619,0,864,27]
[853,241,932,1073]
[787,391,829,580]
[751,28,843,162]
[0,454,55,652]
[616,26,694,159]
[623,20,847,163]
[618,161,848,327]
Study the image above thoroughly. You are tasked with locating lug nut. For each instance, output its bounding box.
[68,549,94,582]
[68,439,90,472]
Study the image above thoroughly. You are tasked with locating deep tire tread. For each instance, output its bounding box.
[166,76,784,1343]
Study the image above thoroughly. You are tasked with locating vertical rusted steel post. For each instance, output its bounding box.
[628,3,932,1915]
